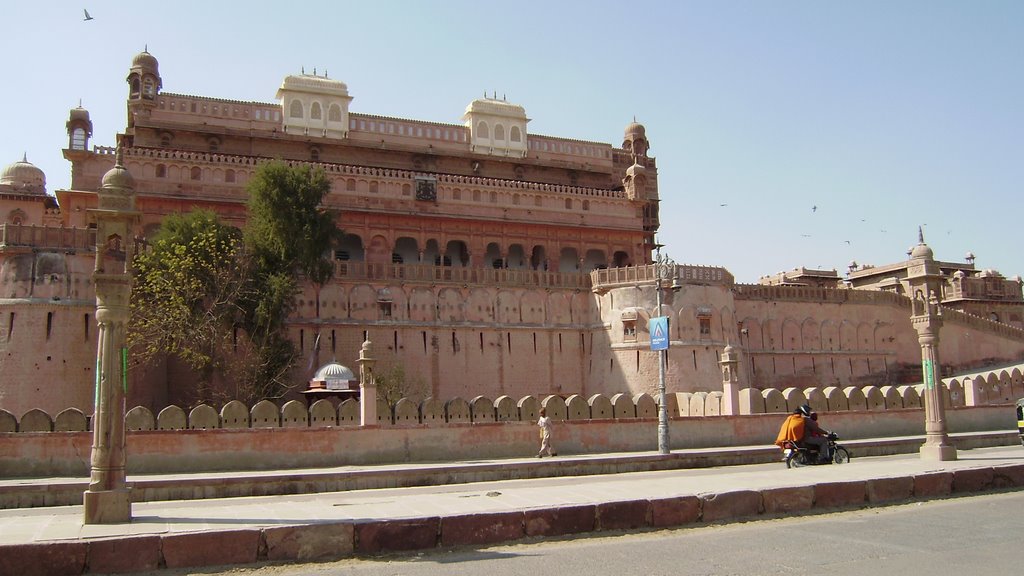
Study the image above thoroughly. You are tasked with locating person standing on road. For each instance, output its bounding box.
[537,408,556,457]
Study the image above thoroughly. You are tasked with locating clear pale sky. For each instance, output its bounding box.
[2,1,1021,283]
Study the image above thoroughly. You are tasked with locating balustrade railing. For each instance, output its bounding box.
[335,261,591,289]
[0,224,96,251]
[591,263,734,289]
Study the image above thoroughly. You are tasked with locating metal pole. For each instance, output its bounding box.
[655,245,669,455]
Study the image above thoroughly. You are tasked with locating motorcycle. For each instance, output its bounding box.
[781,432,851,468]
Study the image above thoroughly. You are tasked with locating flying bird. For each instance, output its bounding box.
[801,234,812,238]
[812,205,817,213]
[844,240,851,245]
[719,203,728,207]
[83,9,94,20]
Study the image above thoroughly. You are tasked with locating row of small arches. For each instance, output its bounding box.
[5,368,1019,432]
[0,393,661,432]
[289,99,344,122]
[474,122,523,143]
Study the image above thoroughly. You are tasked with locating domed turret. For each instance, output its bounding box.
[623,118,648,158]
[127,48,162,108]
[909,227,933,261]
[97,161,136,211]
[66,104,93,151]
[624,120,646,141]
[0,155,46,195]
[131,50,159,74]
[623,157,647,200]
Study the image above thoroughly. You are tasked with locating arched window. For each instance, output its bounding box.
[71,128,87,150]
[160,134,171,147]
[310,102,322,120]
[346,179,356,191]
[155,164,167,178]
[143,78,155,98]
[310,148,320,162]
[290,100,303,119]
[494,124,505,141]
[225,169,235,183]
[328,104,342,122]
[476,121,489,139]
[7,209,26,225]
[130,78,140,96]
[510,126,522,142]
[369,181,378,194]
[190,167,201,181]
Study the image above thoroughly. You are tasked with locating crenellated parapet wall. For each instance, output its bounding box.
[4,368,1021,433]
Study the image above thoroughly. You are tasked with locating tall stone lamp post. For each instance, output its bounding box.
[906,229,957,462]
[652,243,681,455]
[84,158,141,524]
[358,338,377,426]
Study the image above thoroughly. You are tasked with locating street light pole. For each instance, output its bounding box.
[653,242,676,455]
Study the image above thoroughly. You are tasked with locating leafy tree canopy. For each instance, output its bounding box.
[129,161,343,404]
[244,161,341,287]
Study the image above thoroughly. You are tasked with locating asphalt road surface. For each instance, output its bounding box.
[150,490,1024,576]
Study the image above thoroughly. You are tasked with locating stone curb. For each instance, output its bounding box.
[1,462,1022,575]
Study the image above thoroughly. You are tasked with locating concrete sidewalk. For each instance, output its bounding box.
[0,442,1022,575]
[0,430,1014,510]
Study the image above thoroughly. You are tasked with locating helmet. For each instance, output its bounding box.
[810,412,818,421]
[798,404,811,417]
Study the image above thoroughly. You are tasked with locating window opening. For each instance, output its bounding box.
[623,319,637,341]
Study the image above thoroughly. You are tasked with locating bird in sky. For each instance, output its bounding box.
[844,240,851,245]
[719,203,728,207]
[801,234,812,238]
[83,8,94,20]
[812,205,817,213]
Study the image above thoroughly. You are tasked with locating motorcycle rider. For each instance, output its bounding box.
[775,404,831,463]
[802,405,832,462]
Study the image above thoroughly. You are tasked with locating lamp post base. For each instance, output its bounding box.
[919,441,957,462]
[83,488,132,524]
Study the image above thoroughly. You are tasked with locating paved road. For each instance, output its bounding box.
[146,490,1024,576]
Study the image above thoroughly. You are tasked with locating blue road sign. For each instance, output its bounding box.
[650,316,669,351]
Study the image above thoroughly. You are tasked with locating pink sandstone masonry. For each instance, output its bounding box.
[0,406,1012,478]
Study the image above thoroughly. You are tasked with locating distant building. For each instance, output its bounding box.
[1,51,1022,416]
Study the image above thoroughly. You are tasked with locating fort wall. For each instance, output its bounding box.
[0,404,1012,478]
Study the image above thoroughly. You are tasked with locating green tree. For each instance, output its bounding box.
[243,160,342,371]
[130,210,250,392]
[244,160,341,287]
[130,162,342,404]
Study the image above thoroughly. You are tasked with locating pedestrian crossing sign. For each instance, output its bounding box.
[650,316,669,351]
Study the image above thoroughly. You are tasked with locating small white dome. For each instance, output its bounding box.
[314,362,355,381]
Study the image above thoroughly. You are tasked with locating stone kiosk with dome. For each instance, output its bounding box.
[305,361,360,400]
